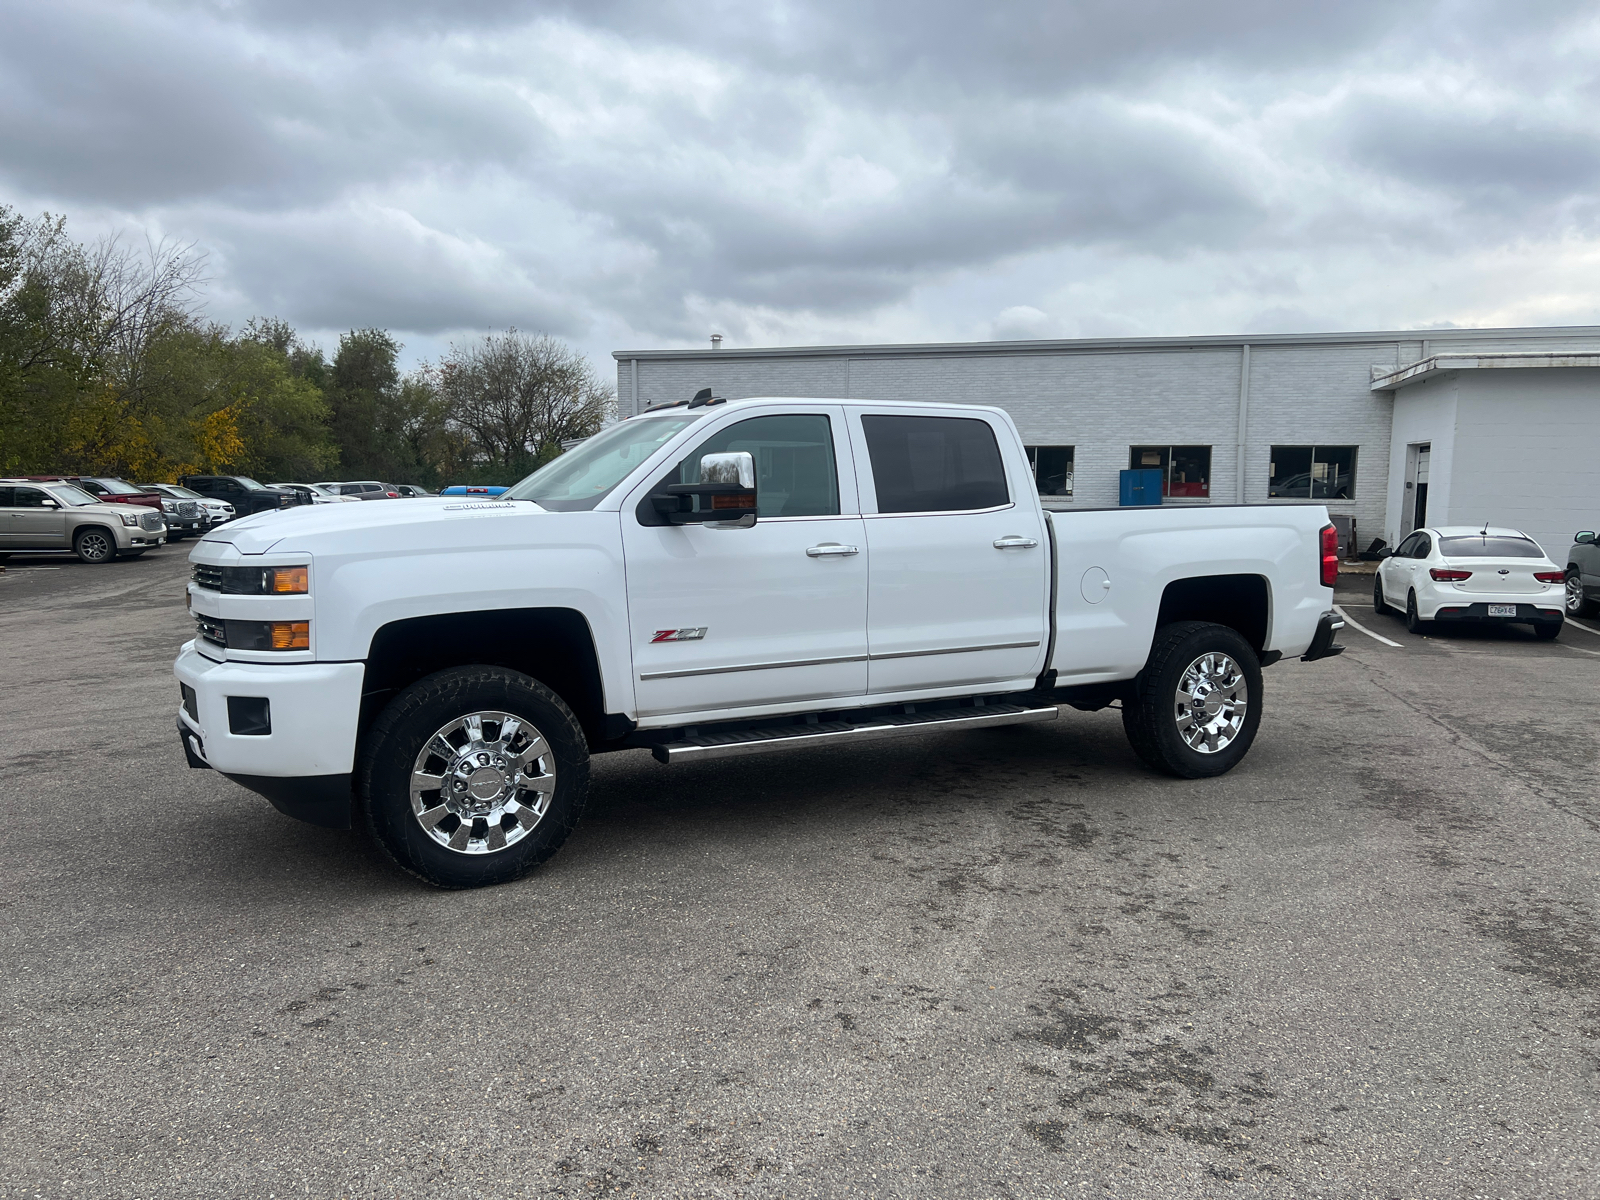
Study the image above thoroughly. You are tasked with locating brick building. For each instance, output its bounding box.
[614,326,1600,557]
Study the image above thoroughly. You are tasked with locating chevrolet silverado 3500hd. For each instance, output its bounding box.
[175,396,1344,888]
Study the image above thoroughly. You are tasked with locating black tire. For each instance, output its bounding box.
[360,666,590,888]
[1533,619,1563,641]
[73,527,116,564]
[1372,572,1389,615]
[1121,621,1264,780]
[1566,570,1596,618]
[1405,590,1429,636]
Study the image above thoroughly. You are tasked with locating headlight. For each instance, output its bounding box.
[215,565,310,595]
[161,499,178,513]
[198,619,310,651]
[120,513,140,527]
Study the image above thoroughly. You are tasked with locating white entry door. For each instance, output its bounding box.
[848,409,1050,694]
[621,406,869,720]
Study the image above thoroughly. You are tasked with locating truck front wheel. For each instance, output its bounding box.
[1122,621,1263,779]
[360,666,591,888]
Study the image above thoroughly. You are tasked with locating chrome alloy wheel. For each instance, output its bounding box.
[1567,573,1586,616]
[1173,652,1248,754]
[409,711,556,855]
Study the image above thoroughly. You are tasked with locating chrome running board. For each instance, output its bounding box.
[651,702,1059,764]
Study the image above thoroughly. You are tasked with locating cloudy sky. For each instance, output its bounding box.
[3,0,1599,375]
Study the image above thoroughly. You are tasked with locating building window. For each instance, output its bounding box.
[1130,445,1210,498]
[1269,446,1356,499]
[1024,445,1074,496]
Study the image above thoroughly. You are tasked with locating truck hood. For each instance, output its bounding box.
[197,496,547,555]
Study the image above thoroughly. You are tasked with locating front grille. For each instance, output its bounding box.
[141,512,164,531]
[192,563,223,591]
[196,614,226,646]
[177,501,201,518]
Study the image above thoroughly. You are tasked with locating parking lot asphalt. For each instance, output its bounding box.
[2,548,1597,1199]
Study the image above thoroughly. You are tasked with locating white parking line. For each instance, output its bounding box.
[1332,604,1403,648]
[1564,617,1600,637]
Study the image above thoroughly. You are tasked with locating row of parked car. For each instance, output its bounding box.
[0,474,436,563]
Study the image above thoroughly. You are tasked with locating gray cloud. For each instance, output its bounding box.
[3,0,1599,363]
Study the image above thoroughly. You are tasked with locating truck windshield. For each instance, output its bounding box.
[505,414,704,511]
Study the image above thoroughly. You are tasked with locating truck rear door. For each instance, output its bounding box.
[849,408,1050,694]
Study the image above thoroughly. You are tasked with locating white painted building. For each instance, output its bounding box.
[614,326,1600,558]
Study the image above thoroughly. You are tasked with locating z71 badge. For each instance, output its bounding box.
[651,627,708,643]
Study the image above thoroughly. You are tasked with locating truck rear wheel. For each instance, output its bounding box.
[360,666,591,888]
[1122,621,1263,779]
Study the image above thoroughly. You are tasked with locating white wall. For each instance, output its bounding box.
[1445,369,1600,560]
[1385,375,1457,547]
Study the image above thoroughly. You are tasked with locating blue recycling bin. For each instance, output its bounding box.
[1119,468,1163,506]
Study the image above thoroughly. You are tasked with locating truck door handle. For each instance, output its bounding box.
[993,536,1039,549]
[806,543,859,557]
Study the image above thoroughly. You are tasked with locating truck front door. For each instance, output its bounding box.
[849,409,1050,694]
[621,407,868,720]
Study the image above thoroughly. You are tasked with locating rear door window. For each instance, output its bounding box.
[860,415,1009,514]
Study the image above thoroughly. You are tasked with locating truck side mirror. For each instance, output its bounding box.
[653,451,758,527]
[1576,531,1596,544]
[40,499,59,509]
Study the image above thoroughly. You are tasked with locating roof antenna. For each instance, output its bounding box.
[688,388,714,408]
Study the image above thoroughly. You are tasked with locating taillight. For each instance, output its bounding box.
[1319,524,1338,588]
[1534,571,1565,584]
[1430,568,1472,582]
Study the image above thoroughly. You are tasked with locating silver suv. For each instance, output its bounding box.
[0,480,167,563]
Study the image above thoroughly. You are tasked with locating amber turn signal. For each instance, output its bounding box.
[269,621,310,650]
[268,566,309,594]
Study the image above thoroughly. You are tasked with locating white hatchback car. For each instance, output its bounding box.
[1374,526,1566,638]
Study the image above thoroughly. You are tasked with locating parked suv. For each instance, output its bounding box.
[178,476,300,516]
[0,480,166,563]
[142,483,235,527]
[1567,529,1600,617]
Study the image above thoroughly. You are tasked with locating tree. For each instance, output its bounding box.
[327,328,401,480]
[438,330,614,479]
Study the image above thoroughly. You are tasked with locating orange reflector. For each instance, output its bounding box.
[269,566,309,594]
[711,494,749,509]
[269,621,310,650]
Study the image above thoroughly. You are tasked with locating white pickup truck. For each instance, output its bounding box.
[175,396,1344,887]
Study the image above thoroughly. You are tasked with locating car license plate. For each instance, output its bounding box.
[1487,604,1517,617]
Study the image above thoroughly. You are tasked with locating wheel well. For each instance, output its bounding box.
[74,524,113,541]
[1156,574,1269,652]
[360,608,610,746]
